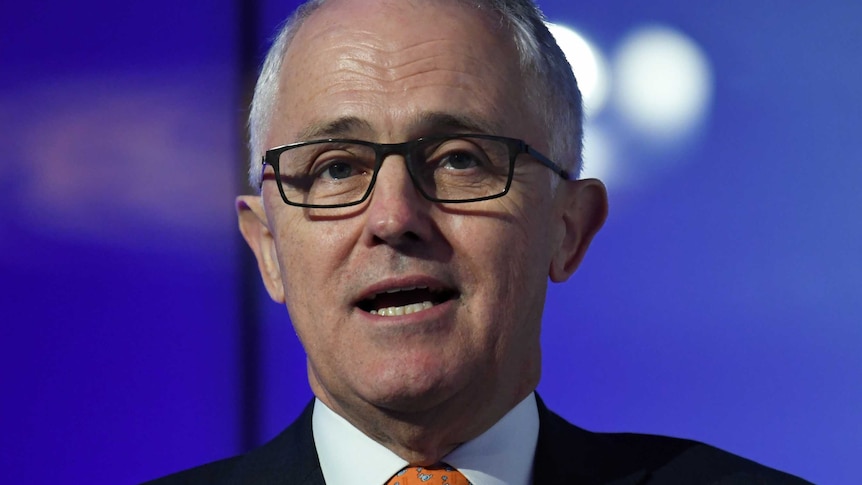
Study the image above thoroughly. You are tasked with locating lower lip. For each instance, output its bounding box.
[357,298,458,328]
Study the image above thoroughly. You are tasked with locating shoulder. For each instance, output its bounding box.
[534,399,812,484]
[140,455,242,485]
[140,401,323,485]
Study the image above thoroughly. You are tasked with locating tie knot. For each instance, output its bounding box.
[386,464,471,485]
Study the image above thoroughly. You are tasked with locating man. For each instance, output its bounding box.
[146,0,810,483]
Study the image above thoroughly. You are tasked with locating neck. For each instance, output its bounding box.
[312,379,536,465]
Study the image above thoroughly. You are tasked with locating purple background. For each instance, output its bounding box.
[1,1,859,484]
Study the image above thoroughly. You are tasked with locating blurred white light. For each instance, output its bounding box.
[613,25,713,141]
[547,22,610,116]
[580,124,615,182]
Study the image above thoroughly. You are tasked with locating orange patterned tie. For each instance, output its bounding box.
[385,464,471,485]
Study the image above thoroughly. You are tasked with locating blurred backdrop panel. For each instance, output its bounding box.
[0,0,247,484]
[1,1,859,485]
[534,2,862,485]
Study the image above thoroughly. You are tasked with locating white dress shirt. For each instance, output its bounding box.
[312,393,539,485]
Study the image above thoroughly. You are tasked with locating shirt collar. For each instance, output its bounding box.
[312,399,407,485]
[312,393,539,485]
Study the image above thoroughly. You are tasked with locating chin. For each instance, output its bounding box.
[370,388,456,417]
[362,364,468,415]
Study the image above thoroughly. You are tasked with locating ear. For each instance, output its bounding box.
[549,178,608,282]
[236,195,286,303]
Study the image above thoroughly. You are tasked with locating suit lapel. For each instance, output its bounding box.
[532,395,649,485]
[225,400,325,485]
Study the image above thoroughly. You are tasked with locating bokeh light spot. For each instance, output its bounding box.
[613,25,713,142]
[580,124,615,183]
[547,22,610,116]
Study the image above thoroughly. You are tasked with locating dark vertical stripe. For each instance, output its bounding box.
[236,0,261,452]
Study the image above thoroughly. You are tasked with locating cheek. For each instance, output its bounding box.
[493,209,553,313]
[471,202,553,274]
[276,213,358,272]
[453,210,551,310]
[272,217,355,319]
[274,224,349,357]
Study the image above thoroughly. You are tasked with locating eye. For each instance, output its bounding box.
[429,138,492,172]
[319,161,358,180]
[439,151,483,170]
[309,150,369,181]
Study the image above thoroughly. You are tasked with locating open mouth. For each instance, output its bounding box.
[357,286,458,317]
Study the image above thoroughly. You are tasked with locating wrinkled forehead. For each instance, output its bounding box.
[286,0,519,82]
[299,0,505,41]
[268,0,534,144]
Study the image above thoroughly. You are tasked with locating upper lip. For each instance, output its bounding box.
[353,274,458,306]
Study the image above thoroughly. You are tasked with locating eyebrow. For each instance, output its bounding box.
[413,112,503,136]
[292,111,504,143]
[295,116,373,141]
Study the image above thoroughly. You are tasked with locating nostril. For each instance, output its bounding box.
[371,229,421,246]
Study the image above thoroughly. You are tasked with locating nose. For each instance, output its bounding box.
[362,154,433,246]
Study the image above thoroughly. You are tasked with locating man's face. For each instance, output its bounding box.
[240,0,605,425]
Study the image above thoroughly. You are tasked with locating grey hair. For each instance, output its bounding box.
[246,0,583,190]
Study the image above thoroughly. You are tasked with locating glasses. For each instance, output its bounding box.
[261,134,571,209]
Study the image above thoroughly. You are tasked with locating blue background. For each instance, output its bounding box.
[1,1,858,484]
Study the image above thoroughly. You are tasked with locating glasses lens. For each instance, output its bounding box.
[277,141,377,206]
[414,136,511,202]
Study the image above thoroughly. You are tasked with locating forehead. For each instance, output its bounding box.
[268,0,536,144]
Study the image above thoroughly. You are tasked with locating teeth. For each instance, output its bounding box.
[382,285,427,295]
[369,301,434,316]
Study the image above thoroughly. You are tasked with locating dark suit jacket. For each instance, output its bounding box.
[143,397,810,484]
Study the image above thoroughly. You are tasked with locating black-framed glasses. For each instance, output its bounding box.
[261,133,571,209]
